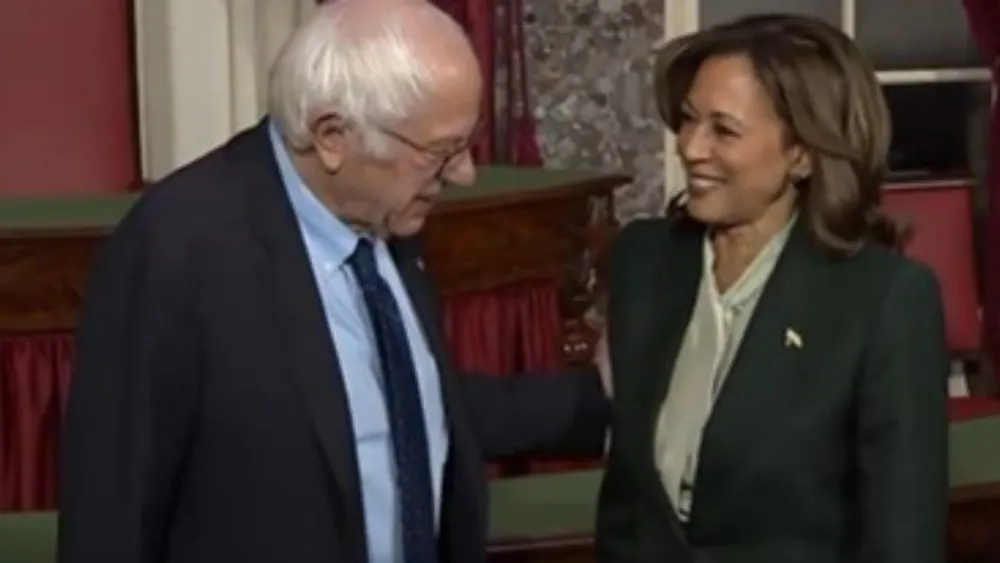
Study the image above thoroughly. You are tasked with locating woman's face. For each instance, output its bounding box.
[675,53,807,228]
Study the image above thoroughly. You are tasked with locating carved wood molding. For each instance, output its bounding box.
[0,235,102,332]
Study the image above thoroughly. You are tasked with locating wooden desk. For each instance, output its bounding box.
[948,416,1000,562]
[0,165,627,360]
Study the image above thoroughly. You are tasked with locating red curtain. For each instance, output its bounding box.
[0,333,74,511]
[443,280,567,477]
[443,280,564,377]
[0,286,571,509]
[962,0,1000,383]
[433,0,543,165]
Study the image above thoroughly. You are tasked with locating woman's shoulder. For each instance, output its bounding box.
[830,241,942,307]
[851,242,938,284]
[612,215,702,253]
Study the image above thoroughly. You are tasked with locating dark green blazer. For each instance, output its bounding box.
[596,217,949,563]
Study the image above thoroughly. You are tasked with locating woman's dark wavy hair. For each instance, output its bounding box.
[656,13,905,255]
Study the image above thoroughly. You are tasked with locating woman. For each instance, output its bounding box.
[595,14,948,563]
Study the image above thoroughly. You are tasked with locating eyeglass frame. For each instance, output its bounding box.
[313,112,482,177]
[373,122,481,177]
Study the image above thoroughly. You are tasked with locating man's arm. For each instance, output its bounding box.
[458,366,609,460]
[392,234,610,461]
[857,262,949,563]
[58,209,201,563]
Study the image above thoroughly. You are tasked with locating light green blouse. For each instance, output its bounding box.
[654,217,797,522]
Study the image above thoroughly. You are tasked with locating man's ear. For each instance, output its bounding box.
[311,113,349,173]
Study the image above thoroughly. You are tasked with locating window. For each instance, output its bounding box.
[700,0,840,30]
[856,0,981,71]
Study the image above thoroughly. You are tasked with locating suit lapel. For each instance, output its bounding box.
[689,219,823,526]
[238,122,367,560]
[389,238,452,373]
[388,237,478,463]
[389,237,487,556]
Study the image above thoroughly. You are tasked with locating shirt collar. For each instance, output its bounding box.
[703,212,798,306]
[267,119,359,268]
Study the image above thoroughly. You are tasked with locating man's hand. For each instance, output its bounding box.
[594,328,612,397]
[584,302,612,397]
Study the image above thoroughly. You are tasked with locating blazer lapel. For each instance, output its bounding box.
[616,220,703,535]
[689,220,822,526]
[238,122,367,559]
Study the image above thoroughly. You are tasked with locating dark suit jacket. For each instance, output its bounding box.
[596,217,949,563]
[57,121,608,563]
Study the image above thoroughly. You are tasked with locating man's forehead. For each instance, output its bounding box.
[406,114,481,147]
[400,80,482,141]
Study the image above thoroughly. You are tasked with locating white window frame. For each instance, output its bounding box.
[660,0,992,202]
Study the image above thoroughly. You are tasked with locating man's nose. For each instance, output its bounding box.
[442,149,476,187]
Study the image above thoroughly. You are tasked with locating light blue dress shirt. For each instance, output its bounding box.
[267,122,449,563]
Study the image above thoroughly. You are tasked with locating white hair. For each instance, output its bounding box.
[268,1,466,156]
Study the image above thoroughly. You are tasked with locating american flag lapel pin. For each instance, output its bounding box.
[784,328,803,349]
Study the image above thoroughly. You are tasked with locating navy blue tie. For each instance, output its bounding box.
[348,239,438,563]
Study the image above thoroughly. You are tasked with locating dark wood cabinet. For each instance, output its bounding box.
[950,484,1000,563]
[489,538,594,563]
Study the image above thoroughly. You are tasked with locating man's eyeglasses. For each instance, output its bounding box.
[376,124,480,176]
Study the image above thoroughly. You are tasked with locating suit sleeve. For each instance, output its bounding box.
[392,233,611,461]
[57,213,201,563]
[857,261,949,563]
[458,367,609,460]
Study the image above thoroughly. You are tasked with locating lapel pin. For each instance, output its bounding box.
[416,258,425,271]
[784,328,803,349]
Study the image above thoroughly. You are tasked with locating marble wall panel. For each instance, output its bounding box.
[523,0,666,221]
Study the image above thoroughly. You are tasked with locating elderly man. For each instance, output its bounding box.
[56,1,608,563]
